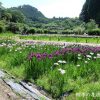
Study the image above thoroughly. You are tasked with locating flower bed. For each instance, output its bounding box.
[0,39,100,99]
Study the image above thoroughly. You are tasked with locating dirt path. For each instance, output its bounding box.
[0,70,51,100]
[0,79,22,100]
[16,39,100,47]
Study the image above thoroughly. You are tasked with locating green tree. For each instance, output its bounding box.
[0,20,6,33]
[80,0,100,25]
[8,10,25,23]
[1,10,12,21]
[85,19,98,30]
[73,26,85,34]
[7,22,20,33]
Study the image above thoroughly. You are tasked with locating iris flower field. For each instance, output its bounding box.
[0,37,100,99]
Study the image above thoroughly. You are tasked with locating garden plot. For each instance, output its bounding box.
[0,39,100,99]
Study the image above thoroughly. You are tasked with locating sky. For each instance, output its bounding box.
[0,0,85,18]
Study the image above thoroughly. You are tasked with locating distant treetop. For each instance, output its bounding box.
[80,0,100,25]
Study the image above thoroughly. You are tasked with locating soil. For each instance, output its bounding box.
[0,79,22,100]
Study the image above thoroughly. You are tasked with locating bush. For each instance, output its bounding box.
[73,26,85,35]
[36,29,43,34]
[62,30,73,34]
[0,26,4,33]
[21,24,29,35]
[87,28,100,35]
[27,28,35,34]
[44,29,48,34]
[62,30,68,34]
[6,22,20,34]
[85,19,98,30]
[48,30,58,34]
[0,20,6,33]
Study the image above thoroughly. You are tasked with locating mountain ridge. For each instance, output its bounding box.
[9,5,46,22]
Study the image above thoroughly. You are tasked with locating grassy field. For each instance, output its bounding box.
[19,34,100,44]
[0,33,100,44]
[0,37,100,99]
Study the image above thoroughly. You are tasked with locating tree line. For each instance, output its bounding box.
[0,2,100,35]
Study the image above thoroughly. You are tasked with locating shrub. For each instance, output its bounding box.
[0,26,4,33]
[62,30,68,34]
[6,22,20,34]
[85,19,98,30]
[0,20,6,33]
[62,30,74,34]
[21,25,29,34]
[36,29,43,34]
[73,26,85,35]
[48,30,58,34]
[44,29,48,34]
[87,28,100,35]
[27,28,35,34]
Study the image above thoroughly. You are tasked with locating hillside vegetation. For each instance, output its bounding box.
[9,5,46,22]
[0,2,100,35]
[80,0,100,25]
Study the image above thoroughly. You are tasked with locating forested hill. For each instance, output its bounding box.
[9,5,46,22]
[0,2,100,35]
[80,0,100,25]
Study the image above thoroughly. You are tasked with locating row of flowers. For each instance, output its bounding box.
[28,46,100,60]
